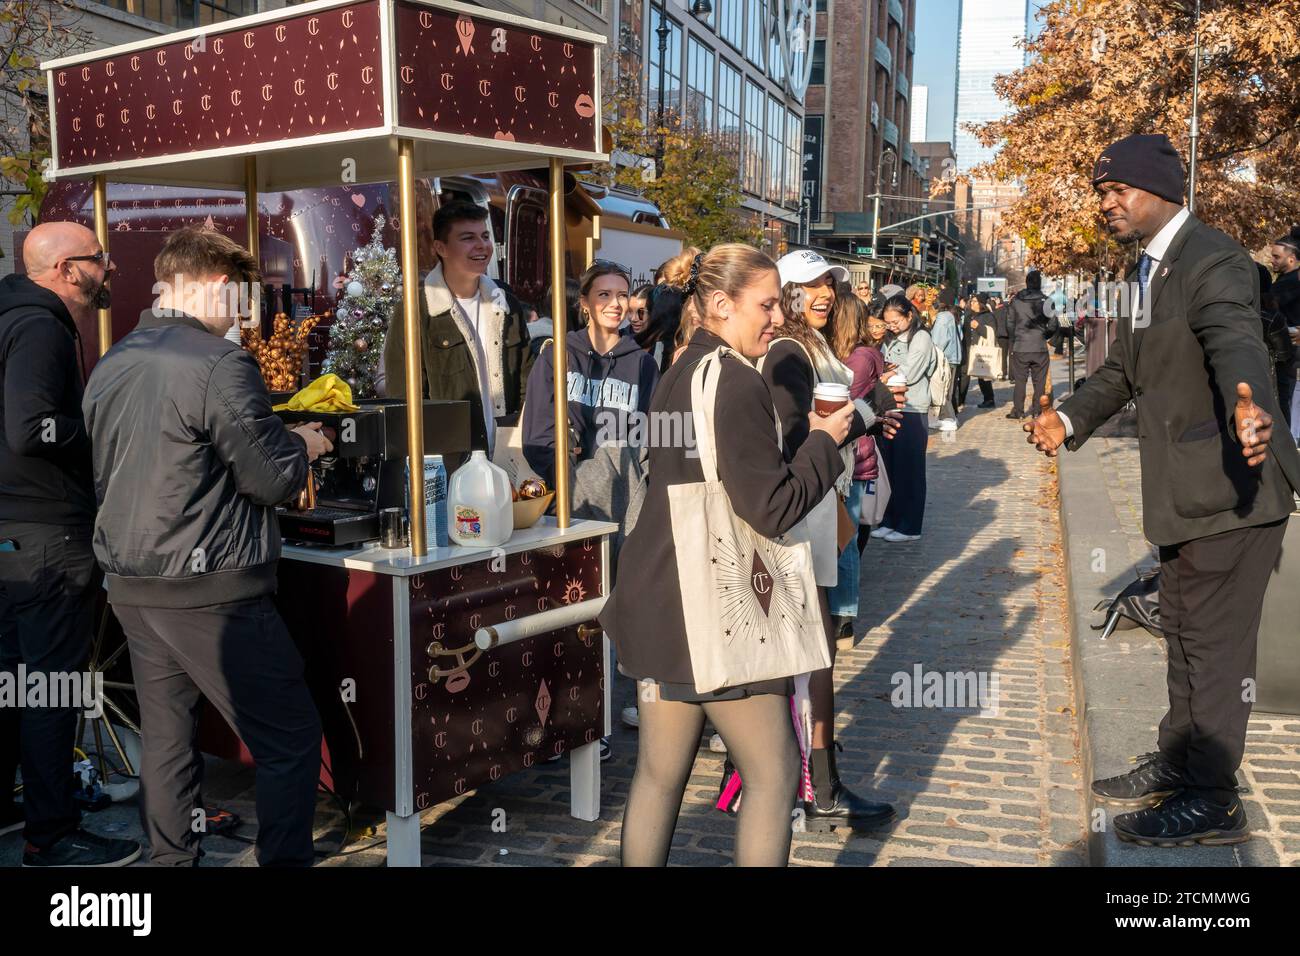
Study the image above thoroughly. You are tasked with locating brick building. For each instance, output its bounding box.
[804,0,925,266]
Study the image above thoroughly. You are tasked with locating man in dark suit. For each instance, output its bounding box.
[1026,133,1300,847]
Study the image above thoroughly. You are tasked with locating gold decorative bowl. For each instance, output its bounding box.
[512,492,554,529]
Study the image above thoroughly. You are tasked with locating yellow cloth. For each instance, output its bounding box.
[272,374,360,413]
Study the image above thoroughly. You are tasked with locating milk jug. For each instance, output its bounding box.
[448,450,513,547]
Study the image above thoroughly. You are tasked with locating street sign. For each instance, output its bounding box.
[856,246,873,256]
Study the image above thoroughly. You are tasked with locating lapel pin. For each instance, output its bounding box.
[1160,266,1169,277]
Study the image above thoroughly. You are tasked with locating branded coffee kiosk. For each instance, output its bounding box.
[43,0,615,866]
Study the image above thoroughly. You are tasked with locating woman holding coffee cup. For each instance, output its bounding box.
[763,250,904,831]
[871,294,937,544]
[602,245,855,867]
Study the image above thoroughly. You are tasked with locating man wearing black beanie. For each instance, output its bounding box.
[1025,132,1300,848]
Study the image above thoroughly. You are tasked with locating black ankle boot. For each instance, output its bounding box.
[802,743,894,831]
[830,615,854,643]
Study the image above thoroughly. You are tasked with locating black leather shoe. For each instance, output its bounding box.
[1091,751,1187,808]
[1113,791,1249,847]
[1005,412,1023,420]
[977,400,995,409]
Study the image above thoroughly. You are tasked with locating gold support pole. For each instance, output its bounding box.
[243,156,260,335]
[585,213,601,268]
[92,175,110,356]
[398,139,427,555]
[548,158,570,529]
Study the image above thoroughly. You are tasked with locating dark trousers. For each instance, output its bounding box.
[997,337,1010,378]
[1156,519,1287,800]
[1010,351,1049,416]
[115,596,322,866]
[878,411,928,535]
[1277,362,1295,428]
[0,521,98,849]
[957,367,996,408]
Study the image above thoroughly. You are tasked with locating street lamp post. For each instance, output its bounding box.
[1187,0,1202,213]
[651,1,712,178]
[871,144,897,260]
[653,14,670,176]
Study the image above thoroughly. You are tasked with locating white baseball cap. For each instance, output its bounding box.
[776,249,849,287]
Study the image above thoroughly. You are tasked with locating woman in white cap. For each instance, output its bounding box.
[762,249,902,831]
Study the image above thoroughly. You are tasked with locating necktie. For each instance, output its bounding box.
[1136,253,1153,330]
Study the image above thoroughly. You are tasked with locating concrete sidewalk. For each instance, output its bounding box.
[1050,352,1300,867]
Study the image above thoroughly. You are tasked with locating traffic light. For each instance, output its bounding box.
[911,238,921,255]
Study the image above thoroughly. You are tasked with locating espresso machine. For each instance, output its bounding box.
[275,399,471,546]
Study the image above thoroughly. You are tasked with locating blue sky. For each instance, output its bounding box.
[912,0,1051,143]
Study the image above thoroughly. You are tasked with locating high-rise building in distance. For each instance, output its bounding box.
[910,84,929,143]
[953,0,1030,172]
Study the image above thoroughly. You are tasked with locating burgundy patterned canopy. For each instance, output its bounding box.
[43,0,605,189]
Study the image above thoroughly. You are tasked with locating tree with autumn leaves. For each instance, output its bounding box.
[586,57,760,250]
[1,0,90,259]
[966,0,1300,275]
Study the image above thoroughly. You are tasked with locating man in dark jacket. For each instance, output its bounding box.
[83,226,331,866]
[0,222,142,867]
[382,200,534,454]
[1005,270,1054,419]
[1268,231,1300,431]
[1027,134,1300,847]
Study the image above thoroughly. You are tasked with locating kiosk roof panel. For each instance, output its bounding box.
[42,0,606,189]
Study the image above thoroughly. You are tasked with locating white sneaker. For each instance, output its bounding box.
[620,705,639,729]
[927,418,941,430]
[869,525,894,539]
[883,530,921,543]
[709,733,727,753]
[938,419,957,432]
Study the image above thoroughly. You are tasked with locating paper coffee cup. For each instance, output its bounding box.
[813,382,850,417]
[887,374,907,388]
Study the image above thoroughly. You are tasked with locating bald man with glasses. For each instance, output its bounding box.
[0,222,140,867]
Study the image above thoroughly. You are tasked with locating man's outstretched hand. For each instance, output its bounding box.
[1023,395,1066,457]
[1234,382,1273,467]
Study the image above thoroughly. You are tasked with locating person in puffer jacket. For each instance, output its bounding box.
[82,226,331,867]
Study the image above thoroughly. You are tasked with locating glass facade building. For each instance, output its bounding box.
[953,0,1030,172]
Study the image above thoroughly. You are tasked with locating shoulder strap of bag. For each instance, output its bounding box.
[690,346,783,483]
[690,347,725,483]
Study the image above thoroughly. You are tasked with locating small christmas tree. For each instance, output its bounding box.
[323,215,400,398]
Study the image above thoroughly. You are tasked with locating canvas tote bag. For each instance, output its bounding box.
[966,326,1003,381]
[859,453,892,527]
[667,347,832,694]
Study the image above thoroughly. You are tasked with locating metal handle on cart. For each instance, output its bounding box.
[475,597,608,650]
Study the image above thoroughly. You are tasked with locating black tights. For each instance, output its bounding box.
[621,692,799,867]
